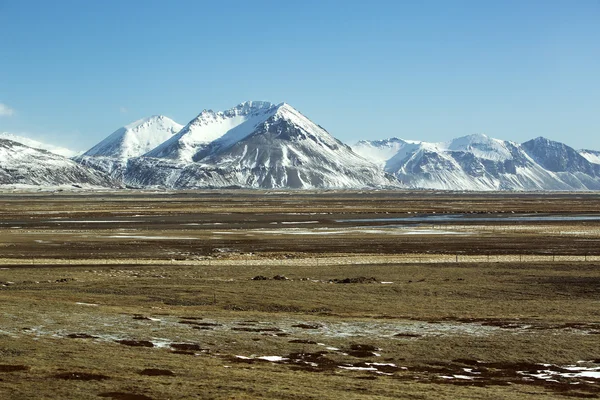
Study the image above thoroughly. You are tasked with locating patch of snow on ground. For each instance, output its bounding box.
[257,356,288,362]
[339,366,378,371]
[520,366,600,381]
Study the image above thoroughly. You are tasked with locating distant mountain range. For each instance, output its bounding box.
[1,101,599,190]
[353,135,600,190]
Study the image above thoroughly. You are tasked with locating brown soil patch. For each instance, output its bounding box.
[0,365,29,373]
[394,333,421,338]
[66,333,98,339]
[232,327,282,333]
[115,340,154,348]
[345,344,380,358]
[170,343,205,352]
[139,368,175,376]
[332,277,379,284]
[292,323,322,329]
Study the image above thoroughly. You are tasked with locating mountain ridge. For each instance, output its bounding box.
[78,101,397,189]
[5,100,599,191]
[355,134,600,191]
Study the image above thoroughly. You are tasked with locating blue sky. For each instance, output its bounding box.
[0,0,598,151]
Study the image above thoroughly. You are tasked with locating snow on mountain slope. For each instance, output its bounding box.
[191,103,398,189]
[579,149,600,165]
[82,115,183,160]
[356,134,600,191]
[74,156,129,183]
[0,132,78,157]
[352,138,419,168]
[356,134,513,167]
[443,133,514,161]
[384,141,443,174]
[121,102,399,189]
[0,139,116,187]
[145,101,279,162]
[388,143,572,191]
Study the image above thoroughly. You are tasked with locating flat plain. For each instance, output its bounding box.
[1,190,599,399]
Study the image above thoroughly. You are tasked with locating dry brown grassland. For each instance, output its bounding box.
[0,190,599,399]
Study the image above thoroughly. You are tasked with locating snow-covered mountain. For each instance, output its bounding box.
[521,137,600,189]
[0,139,116,188]
[82,115,183,160]
[74,115,183,183]
[0,132,78,157]
[119,102,398,189]
[145,101,279,162]
[354,134,600,191]
[8,100,600,191]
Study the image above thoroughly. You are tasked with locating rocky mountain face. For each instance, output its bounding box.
[354,134,600,191]
[79,101,398,189]
[0,139,116,188]
[522,137,600,175]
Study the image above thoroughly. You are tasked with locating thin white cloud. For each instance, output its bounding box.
[0,103,15,117]
[120,106,128,114]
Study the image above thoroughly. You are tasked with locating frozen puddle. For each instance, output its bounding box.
[280,221,319,225]
[336,214,600,224]
[45,220,134,223]
[254,228,469,236]
[105,235,199,240]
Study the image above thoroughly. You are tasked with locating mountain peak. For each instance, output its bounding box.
[522,136,594,174]
[224,101,277,116]
[444,133,513,161]
[82,115,183,159]
[145,101,283,162]
[528,136,552,144]
[446,133,490,146]
[124,115,174,130]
